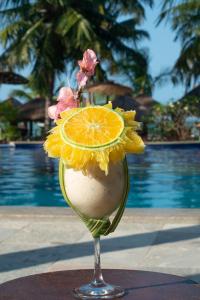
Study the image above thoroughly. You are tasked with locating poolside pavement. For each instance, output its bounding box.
[0,207,200,284]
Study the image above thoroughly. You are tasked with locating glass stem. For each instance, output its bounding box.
[92,237,105,286]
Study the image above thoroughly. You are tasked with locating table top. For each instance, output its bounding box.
[0,269,199,300]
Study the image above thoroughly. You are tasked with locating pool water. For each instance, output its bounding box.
[0,145,200,208]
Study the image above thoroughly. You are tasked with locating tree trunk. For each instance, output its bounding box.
[44,96,50,134]
[44,72,55,134]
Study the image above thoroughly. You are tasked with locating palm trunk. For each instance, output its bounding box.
[44,72,55,134]
[44,96,50,133]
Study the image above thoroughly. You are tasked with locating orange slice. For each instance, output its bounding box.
[61,106,124,149]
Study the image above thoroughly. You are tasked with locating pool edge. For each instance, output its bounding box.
[0,206,200,223]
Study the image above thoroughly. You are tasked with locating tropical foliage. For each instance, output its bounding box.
[146,96,200,141]
[158,0,200,88]
[0,0,153,130]
[0,101,21,141]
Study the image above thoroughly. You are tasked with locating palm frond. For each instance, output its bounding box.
[0,0,153,97]
[10,89,34,102]
[157,0,200,88]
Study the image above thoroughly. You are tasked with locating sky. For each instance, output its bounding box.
[142,2,185,103]
[0,2,185,104]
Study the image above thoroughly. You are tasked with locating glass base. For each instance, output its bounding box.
[73,281,125,299]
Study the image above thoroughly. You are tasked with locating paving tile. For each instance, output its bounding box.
[0,228,20,243]
[0,220,29,229]
[2,220,86,245]
[0,221,29,243]
[140,224,200,272]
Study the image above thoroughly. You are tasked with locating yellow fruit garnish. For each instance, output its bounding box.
[44,105,145,174]
[61,106,124,148]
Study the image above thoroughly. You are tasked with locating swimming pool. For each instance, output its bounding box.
[0,144,200,208]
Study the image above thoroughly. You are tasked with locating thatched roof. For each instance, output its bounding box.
[182,84,200,98]
[19,98,46,121]
[176,85,200,112]
[0,72,28,84]
[17,92,159,123]
[112,95,158,121]
[86,81,133,96]
[135,94,157,106]
[2,97,22,107]
[176,84,200,104]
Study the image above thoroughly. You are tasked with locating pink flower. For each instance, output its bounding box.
[78,49,98,76]
[48,87,78,120]
[57,87,74,102]
[76,49,98,88]
[48,50,98,120]
[48,105,58,120]
[76,71,88,89]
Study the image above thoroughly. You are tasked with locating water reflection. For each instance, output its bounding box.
[0,146,200,208]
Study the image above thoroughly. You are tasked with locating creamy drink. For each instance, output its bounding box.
[64,162,125,219]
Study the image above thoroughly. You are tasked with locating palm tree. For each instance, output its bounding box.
[0,0,153,131]
[158,0,200,89]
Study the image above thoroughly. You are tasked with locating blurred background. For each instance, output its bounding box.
[0,0,200,208]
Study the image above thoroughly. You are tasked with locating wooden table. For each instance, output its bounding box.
[0,269,199,299]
